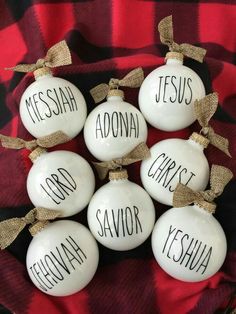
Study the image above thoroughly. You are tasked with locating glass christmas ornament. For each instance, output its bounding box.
[84,68,148,161]
[27,220,99,296]
[139,52,205,131]
[20,67,87,139]
[87,169,155,251]
[140,133,210,205]
[151,203,226,282]
[27,148,95,217]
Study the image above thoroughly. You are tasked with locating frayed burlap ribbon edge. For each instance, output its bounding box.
[158,15,206,63]
[173,164,233,211]
[194,92,231,157]
[90,67,144,103]
[0,130,71,151]
[93,142,150,180]
[5,40,72,73]
[0,207,60,250]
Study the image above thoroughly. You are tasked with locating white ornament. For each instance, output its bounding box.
[151,204,227,282]
[26,220,99,296]
[20,69,87,139]
[139,54,205,131]
[84,95,148,161]
[27,149,95,217]
[87,169,155,251]
[140,133,210,205]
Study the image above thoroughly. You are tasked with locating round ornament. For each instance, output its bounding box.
[27,220,99,296]
[27,148,95,217]
[84,93,148,161]
[140,133,210,205]
[151,204,226,282]
[139,53,205,131]
[87,169,155,251]
[20,67,87,139]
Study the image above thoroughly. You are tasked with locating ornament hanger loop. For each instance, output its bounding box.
[35,58,46,69]
[109,78,120,90]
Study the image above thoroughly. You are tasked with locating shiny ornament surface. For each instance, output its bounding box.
[87,172,155,251]
[140,136,209,205]
[84,95,148,161]
[151,204,227,282]
[20,73,87,138]
[139,58,205,131]
[26,220,99,296]
[27,150,95,217]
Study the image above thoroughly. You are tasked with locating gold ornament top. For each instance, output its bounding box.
[165,52,184,62]
[109,169,128,181]
[34,67,52,79]
[189,132,210,149]
[107,89,124,99]
[90,67,144,104]
[158,15,206,62]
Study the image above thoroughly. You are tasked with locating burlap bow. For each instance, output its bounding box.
[6,40,71,73]
[194,92,231,156]
[0,130,71,151]
[158,15,206,62]
[93,142,150,179]
[0,207,60,249]
[173,165,233,210]
[90,67,144,103]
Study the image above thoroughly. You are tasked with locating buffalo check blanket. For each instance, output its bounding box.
[0,1,236,313]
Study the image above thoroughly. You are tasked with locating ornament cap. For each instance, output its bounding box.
[189,132,210,149]
[194,201,216,214]
[165,52,184,62]
[109,169,128,181]
[107,89,124,99]
[34,67,52,80]
[29,147,47,163]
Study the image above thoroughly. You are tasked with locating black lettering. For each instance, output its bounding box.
[33,93,45,121]
[96,209,104,237]
[185,78,193,105]
[38,91,52,118]
[25,97,38,123]
[167,229,183,259]
[96,114,103,138]
[30,265,48,291]
[44,254,64,281]
[125,207,133,236]
[67,235,87,261]
[163,76,170,103]
[40,184,60,205]
[197,247,212,274]
[61,243,82,269]
[47,89,60,115]
[111,112,119,137]
[162,225,176,254]
[134,206,143,234]
[59,87,72,112]
[155,76,164,103]
[170,76,177,103]
[65,86,78,111]
[178,77,186,103]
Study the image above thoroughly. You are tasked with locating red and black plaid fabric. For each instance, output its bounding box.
[0,1,236,313]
